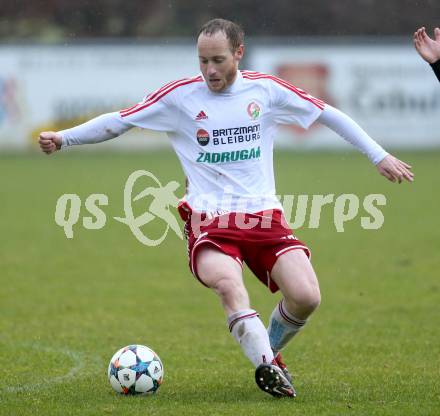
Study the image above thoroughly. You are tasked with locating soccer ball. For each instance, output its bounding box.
[108,344,164,395]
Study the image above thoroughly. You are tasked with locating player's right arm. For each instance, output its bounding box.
[39,112,131,154]
[39,78,188,155]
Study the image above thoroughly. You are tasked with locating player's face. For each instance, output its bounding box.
[197,32,244,92]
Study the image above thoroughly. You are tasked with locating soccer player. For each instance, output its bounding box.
[414,27,440,82]
[39,19,413,398]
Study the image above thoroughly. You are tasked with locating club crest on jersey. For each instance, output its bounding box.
[196,129,210,146]
[247,101,261,120]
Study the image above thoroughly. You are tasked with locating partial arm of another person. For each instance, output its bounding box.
[413,26,440,82]
[318,105,414,183]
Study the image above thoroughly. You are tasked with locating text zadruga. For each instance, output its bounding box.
[196,146,261,164]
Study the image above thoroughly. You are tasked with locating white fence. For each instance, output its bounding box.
[0,41,438,150]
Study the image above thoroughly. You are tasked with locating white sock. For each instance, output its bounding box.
[267,299,307,354]
[228,309,274,367]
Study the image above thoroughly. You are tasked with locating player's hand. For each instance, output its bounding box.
[376,154,414,183]
[39,131,62,155]
[413,27,440,64]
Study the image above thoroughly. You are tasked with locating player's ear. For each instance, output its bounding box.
[235,44,244,62]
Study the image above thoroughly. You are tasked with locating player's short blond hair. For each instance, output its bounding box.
[197,18,244,52]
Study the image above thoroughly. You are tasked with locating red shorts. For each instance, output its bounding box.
[178,202,311,293]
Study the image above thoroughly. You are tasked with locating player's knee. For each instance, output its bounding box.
[213,276,245,301]
[308,289,321,311]
[301,289,321,314]
[285,287,321,316]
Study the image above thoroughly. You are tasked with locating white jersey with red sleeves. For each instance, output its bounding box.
[119,70,325,214]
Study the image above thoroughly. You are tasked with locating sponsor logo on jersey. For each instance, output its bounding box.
[247,101,261,120]
[212,124,260,145]
[196,146,261,164]
[196,129,210,146]
[195,110,208,121]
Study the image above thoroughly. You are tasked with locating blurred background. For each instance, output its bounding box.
[1,0,439,151]
[1,0,439,39]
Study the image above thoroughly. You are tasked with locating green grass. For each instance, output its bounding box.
[0,150,439,415]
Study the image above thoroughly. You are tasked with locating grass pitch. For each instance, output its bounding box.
[0,150,439,415]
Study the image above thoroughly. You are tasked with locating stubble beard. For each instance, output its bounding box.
[209,66,238,92]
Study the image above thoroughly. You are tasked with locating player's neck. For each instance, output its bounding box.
[219,69,242,94]
[226,70,238,87]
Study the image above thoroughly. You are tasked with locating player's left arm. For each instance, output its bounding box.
[317,105,414,183]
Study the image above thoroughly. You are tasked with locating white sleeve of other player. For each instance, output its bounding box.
[59,84,179,148]
[269,78,325,129]
[317,105,388,165]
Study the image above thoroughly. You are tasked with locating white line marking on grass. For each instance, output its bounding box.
[1,342,89,393]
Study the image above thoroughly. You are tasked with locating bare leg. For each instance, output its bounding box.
[268,249,321,353]
[196,245,249,315]
[196,246,274,367]
[271,249,321,319]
